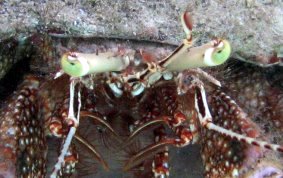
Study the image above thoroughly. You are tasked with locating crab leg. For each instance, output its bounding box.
[195,85,283,153]
[152,126,170,178]
[51,128,77,178]
[51,80,81,178]
[127,110,188,141]
[124,128,192,171]
[183,68,221,87]
[49,95,115,176]
[56,143,79,177]
[124,112,193,171]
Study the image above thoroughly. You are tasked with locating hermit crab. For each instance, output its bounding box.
[0,11,282,178]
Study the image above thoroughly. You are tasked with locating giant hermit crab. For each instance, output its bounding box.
[0,11,283,178]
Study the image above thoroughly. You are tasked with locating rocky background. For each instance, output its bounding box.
[1,0,282,60]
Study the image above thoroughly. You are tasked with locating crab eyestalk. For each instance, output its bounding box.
[207,39,231,66]
[160,11,231,71]
[61,51,130,77]
[162,39,231,71]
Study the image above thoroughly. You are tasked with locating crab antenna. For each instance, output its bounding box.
[195,85,283,153]
[74,134,109,170]
[127,118,166,141]
[80,111,119,137]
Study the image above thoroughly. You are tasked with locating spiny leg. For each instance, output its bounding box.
[47,88,70,138]
[56,142,79,177]
[195,84,283,177]
[219,60,283,146]
[124,83,194,171]
[195,85,283,153]
[48,82,115,176]
[47,89,118,139]
[49,114,115,173]
[178,68,221,89]
[124,111,193,171]
[0,76,46,177]
[51,80,80,178]
[152,126,170,178]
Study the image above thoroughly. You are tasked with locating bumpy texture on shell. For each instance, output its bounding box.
[0,76,46,177]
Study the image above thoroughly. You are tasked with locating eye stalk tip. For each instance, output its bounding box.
[212,39,231,65]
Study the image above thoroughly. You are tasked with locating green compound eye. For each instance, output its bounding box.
[211,40,231,65]
[61,53,87,77]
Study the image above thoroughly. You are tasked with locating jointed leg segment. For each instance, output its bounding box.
[194,84,283,153]
[124,111,194,172]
